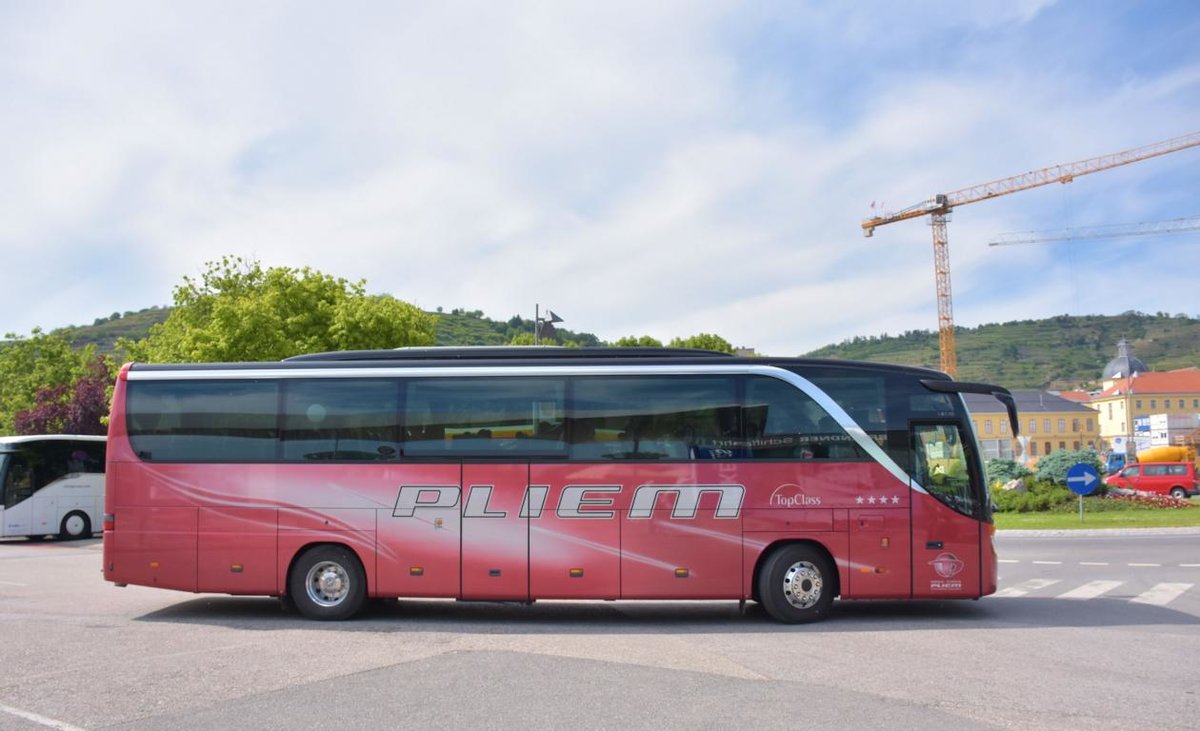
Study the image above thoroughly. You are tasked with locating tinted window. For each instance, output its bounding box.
[67,441,105,473]
[402,378,565,457]
[570,376,738,460]
[128,380,280,461]
[743,376,868,460]
[796,367,960,474]
[282,379,401,461]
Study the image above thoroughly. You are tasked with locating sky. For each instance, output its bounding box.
[2,0,1199,357]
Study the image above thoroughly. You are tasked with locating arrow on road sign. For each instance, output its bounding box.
[1067,472,1097,488]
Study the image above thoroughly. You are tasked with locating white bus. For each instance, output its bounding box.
[1,435,106,540]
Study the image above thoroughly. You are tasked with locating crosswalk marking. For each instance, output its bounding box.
[1057,580,1123,600]
[1131,583,1193,606]
[995,579,1194,607]
[994,579,1061,597]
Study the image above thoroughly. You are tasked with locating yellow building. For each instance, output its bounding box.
[1089,368,1200,452]
[964,390,1100,464]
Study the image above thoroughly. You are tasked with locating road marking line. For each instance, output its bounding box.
[1032,561,1061,565]
[1128,563,1161,567]
[0,580,28,586]
[1180,564,1200,568]
[1079,562,1109,566]
[998,559,1019,564]
[0,702,86,731]
[994,579,1061,597]
[1131,583,1192,606]
[1058,580,1123,600]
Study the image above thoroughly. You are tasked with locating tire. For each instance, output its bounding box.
[756,543,836,624]
[59,512,92,540]
[1169,487,1187,500]
[287,545,366,621]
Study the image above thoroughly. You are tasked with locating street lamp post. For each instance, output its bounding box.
[533,305,564,345]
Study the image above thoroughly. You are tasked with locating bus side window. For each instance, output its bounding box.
[743,376,868,461]
[568,376,737,461]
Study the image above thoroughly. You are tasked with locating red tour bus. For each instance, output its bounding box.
[102,347,1018,623]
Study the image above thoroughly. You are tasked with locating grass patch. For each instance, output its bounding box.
[996,503,1200,530]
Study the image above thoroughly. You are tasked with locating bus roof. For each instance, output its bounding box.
[284,346,733,362]
[128,348,949,380]
[0,434,106,445]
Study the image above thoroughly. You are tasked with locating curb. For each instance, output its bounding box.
[997,527,1200,537]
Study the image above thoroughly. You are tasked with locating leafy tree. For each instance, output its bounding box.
[12,356,111,435]
[123,257,436,362]
[614,335,663,347]
[0,329,107,433]
[509,332,537,345]
[1035,449,1103,486]
[668,333,734,353]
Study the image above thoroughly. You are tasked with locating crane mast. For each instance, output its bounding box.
[861,130,1200,377]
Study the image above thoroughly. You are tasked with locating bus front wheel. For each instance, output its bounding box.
[756,544,835,624]
[59,512,91,540]
[288,545,366,621]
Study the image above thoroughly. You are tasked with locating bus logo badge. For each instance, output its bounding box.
[769,484,821,508]
[929,552,965,579]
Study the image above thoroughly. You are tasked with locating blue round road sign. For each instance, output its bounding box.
[1066,463,1101,496]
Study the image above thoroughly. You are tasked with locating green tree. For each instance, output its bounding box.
[0,329,107,433]
[1035,449,1104,486]
[668,333,734,353]
[613,335,663,347]
[123,257,436,362]
[509,332,537,345]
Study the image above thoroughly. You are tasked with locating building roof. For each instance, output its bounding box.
[1102,339,1150,380]
[963,390,1096,414]
[1054,390,1092,403]
[1094,368,1200,399]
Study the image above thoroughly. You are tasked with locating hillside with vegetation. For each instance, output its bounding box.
[50,308,1200,389]
[58,306,605,353]
[804,312,1200,388]
[431,309,602,347]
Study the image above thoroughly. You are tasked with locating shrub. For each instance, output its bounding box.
[1035,449,1104,486]
[986,458,1032,485]
[992,480,1075,513]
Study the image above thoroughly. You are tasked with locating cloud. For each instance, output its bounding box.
[1,1,1198,358]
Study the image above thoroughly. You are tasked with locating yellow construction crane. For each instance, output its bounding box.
[861,130,1200,376]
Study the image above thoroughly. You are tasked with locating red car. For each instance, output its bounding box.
[1104,462,1199,500]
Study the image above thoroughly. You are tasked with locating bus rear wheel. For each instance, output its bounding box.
[288,545,366,621]
[59,512,91,540]
[756,544,835,624]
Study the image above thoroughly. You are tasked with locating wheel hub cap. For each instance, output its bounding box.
[782,561,823,609]
[306,561,350,607]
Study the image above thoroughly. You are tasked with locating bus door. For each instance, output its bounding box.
[1,451,34,536]
[461,463,529,600]
[910,422,983,599]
